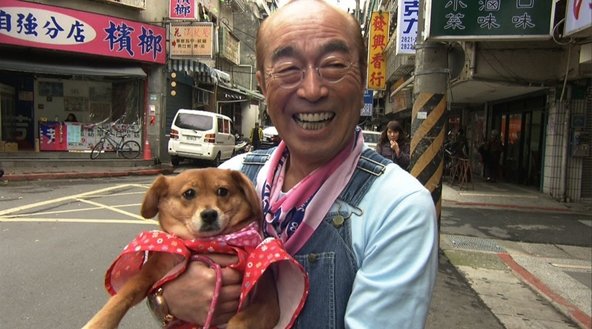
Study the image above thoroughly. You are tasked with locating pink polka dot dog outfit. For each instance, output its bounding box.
[105,222,308,329]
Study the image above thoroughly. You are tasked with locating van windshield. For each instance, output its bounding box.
[176,113,213,131]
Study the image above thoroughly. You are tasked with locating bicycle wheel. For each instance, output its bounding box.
[90,140,105,159]
[119,140,141,159]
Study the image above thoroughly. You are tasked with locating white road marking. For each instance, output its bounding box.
[0,184,153,225]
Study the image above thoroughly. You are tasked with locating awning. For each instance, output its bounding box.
[168,59,213,84]
[218,84,249,103]
[0,58,146,78]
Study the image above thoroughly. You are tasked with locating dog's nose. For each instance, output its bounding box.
[201,209,218,224]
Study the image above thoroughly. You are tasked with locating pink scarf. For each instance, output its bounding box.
[260,128,364,254]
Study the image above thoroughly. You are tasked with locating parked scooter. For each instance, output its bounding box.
[233,137,252,155]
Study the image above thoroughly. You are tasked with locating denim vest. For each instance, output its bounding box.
[242,148,390,329]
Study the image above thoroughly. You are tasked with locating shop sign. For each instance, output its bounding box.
[170,0,198,20]
[427,0,555,40]
[220,26,240,65]
[564,0,592,36]
[0,0,166,64]
[39,122,67,151]
[361,89,374,116]
[170,23,214,57]
[367,11,390,91]
[396,0,419,55]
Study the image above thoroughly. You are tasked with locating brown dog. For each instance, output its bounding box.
[83,168,279,329]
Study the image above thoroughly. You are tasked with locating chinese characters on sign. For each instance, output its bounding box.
[170,24,214,57]
[0,0,166,64]
[428,0,554,40]
[367,11,390,90]
[396,0,419,55]
[169,0,198,20]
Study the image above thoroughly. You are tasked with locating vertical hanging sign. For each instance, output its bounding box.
[169,0,198,20]
[367,11,390,90]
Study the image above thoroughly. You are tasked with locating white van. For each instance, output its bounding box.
[168,109,235,166]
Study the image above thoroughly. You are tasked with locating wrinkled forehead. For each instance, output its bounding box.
[261,5,355,59]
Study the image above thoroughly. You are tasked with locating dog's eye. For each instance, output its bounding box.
[217,187,229,197]
[182,189,196,200]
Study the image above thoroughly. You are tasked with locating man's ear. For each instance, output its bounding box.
[256,70,267,94]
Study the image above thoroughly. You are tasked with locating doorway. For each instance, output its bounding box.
[491,95,546,186]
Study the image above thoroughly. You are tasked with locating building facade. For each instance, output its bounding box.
[364,0,591,202]
[0,0,271,163]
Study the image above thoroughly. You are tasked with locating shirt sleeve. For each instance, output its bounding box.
[346,166,438,329]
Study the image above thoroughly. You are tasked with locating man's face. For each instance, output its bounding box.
[256,2,365,165]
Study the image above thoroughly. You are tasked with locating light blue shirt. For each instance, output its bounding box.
[220,148,438,328]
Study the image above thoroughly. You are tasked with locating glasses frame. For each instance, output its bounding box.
[265,61,357,89]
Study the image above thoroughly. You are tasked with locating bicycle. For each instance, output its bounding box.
[90,123,141,159]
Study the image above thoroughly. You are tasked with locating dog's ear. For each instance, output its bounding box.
[231,170,263,220]
[141,175,168,219]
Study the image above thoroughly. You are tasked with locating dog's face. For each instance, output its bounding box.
[141,168,262,240]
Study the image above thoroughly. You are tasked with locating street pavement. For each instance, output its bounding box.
[437,181,591,329]
[1,163,591,329]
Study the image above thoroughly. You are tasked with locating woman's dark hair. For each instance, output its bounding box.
[378,120,406,145]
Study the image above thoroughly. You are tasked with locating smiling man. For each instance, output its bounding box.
[154,1,438,328]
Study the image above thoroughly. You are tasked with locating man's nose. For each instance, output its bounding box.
[297,66,328,100]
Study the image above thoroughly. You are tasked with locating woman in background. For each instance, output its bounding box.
[376,120,410,170]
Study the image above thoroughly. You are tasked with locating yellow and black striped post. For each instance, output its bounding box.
[410,42,448,229]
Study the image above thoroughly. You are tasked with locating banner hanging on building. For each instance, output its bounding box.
[367,11,390,90]
[396,0,419,55]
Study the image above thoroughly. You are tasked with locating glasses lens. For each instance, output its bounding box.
[319,60,351,83]
[269,59,353,88]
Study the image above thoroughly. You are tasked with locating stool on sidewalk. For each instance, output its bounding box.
[455,158,473,190]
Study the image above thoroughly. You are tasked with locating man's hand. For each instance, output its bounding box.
[162,254,242,325]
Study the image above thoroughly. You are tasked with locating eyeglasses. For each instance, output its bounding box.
[265,58,357,89]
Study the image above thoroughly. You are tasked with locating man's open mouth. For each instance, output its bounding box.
[294,112,335,130]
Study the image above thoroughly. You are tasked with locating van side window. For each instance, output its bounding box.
[224,119,231,134]
[218,118,224,133]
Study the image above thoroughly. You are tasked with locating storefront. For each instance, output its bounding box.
[0,0,165,154]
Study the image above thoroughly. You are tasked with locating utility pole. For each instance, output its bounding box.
[409,1,448,228]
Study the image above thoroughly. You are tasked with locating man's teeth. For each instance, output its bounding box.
[295,113,334,130]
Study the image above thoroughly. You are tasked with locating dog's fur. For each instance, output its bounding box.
[83,168,279,329]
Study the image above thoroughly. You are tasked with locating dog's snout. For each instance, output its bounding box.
[200,209,218,224]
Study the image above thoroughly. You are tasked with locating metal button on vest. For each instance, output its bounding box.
[332,215,345,228]
[308,253,318,263]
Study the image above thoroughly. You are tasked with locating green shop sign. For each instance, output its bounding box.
[427,0,555,40]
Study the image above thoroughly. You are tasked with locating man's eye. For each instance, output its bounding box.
[274,64,301,75]
[321,60,348,69]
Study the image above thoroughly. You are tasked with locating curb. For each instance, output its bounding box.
[498,253,591,329]
[443,199,571,213]
[0,167,174,182]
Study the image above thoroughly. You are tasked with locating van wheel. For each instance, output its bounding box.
[171,156,180,166]
[212,153,221,167]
